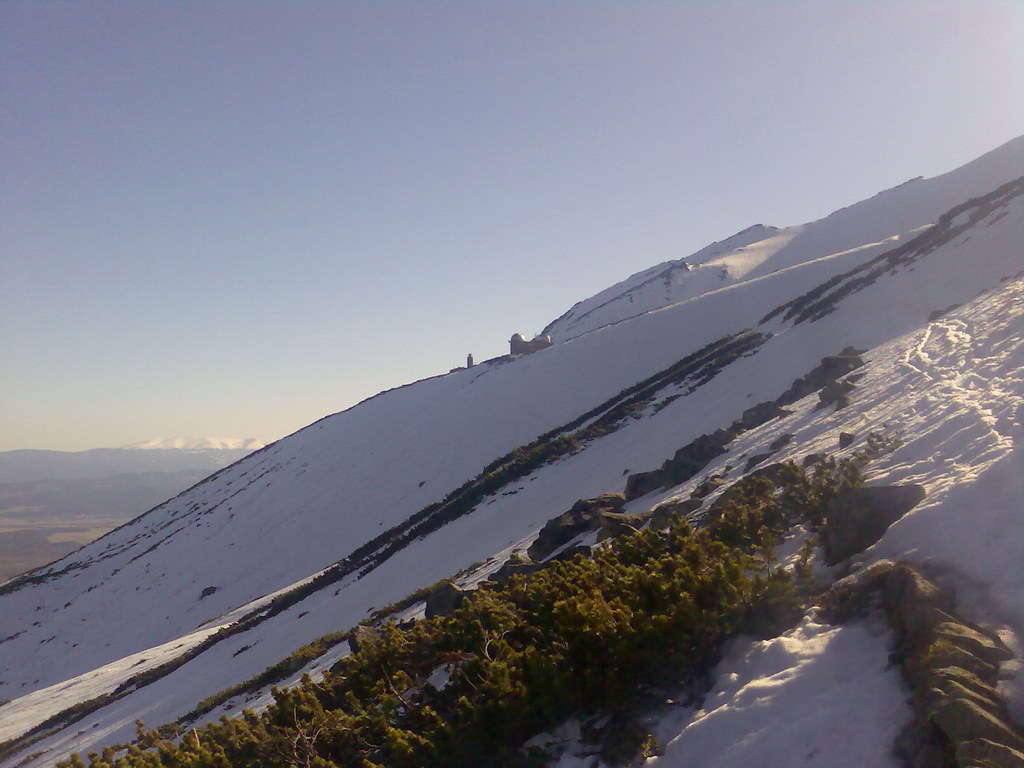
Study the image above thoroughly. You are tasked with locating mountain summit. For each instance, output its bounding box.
[544,135,1024,343]
[1,137,1021,768]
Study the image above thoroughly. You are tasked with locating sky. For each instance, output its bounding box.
[2,0,1022,452]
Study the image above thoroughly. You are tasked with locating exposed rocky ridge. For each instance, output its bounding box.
[525,494,641,562]
[761,176,1024,327]
[624,347,865,500]
[823,562,1024,767]
[544,137,1024,347]
[823,485,927,565]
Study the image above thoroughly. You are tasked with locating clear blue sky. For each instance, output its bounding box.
[2,1,1021,451]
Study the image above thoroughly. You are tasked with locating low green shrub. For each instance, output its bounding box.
[62,461,850,768]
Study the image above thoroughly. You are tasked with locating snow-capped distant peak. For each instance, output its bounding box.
[119,437,266,451]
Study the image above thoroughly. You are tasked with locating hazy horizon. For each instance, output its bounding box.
[3,0,1022,451]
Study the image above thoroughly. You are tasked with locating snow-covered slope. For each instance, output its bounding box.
[550,267,1024,767]
[544,135,1024,343]
[0,139,1021,767]
[541,224,788,342]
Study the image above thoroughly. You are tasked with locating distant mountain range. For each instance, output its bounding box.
[120,437,267,452]
[0,440,266,582]
[0,439,265,485]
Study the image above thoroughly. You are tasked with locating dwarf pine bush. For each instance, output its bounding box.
[61,460,854,768]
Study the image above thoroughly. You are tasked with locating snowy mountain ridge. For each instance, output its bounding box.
[0,137,1022,767]
[545,135,1024,344]
[541,223,784,342]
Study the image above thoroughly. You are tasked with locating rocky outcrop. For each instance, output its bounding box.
[928,304,963,323]
[349,624,381,656]
[822,562,1024,768]
[823,484,926,565]
[595,511,654,541]
[744,461,794,486]
[957,738,1024,768]
[625,430,735,501]
[660,429,738,487]
[802,452,827,468]
[424,581,466,619]
[690,475,725,499]
[736,401,792,430]
[816,378,856,410]
[625,469,665,501]
[649,499,702,531]
[775,347,866,406]
[488,553,542,585]
[622,349,864,501]
[527,495,627,561]
[743,452,774,472]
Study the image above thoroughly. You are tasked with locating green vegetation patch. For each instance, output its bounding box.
[62,461,856,768]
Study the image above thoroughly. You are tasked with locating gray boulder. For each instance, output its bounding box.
[349,624,381,656]
[802,453,827,469]
[596,510,653,541]
[690,475,725,499]
[489,552,542,584]
[742,452,774,473]
[930,622,1015,668]
[823,484,926,564]
[776,347,865,405]
[424,581,465,619]
[736,401,791,430]
[658,429,736,488]
[527,495,625,560]
[957,738,1024,768]
[549,544,592,562]
[745,461,793,485]
[650,498,702,530]
[625,470,663,501]
[932,699,1024,755]
[885,565,957,641]
[817,379,855,410]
